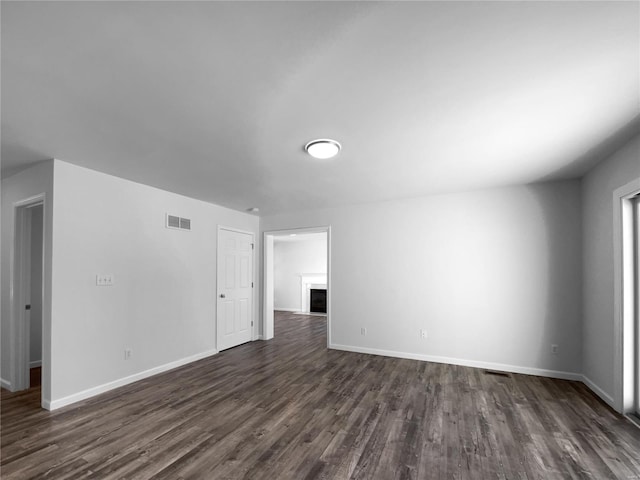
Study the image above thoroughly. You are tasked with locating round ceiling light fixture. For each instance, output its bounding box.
[304,139,341,159]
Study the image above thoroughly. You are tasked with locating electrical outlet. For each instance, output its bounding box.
[124,348,132,360]
[96,274,115,286]
[361,327,367,336]
[551,344,559,355]
[420,329,428,339]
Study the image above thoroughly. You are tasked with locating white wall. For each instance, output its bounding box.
[49,160,259,407]
[581,134,640,400]
[30,204,43,365]
[261,180,583,377]
[1,161,54,400]
[274,234,327,311]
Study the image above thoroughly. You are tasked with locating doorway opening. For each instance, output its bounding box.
[9,195,45,403]
[613,179,640,418]
[263,227,330,345]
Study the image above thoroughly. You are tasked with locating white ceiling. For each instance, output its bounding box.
[2,1,638,215]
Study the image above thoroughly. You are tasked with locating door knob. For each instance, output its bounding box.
[220,294,226,298]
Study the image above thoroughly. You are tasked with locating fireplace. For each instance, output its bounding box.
[299,273,327,314]
[309,288,327,313]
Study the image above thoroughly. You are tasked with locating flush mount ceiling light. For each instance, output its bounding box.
[304,139,341,159]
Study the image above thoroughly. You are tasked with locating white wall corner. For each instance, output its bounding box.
[0,378,12,390]
[582,375,616,409]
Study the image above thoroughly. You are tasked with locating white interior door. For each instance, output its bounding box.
[16,206,33,391]
[217,228,254,351]
[13,200,44,392]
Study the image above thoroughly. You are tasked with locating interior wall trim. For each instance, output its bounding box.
[47,349,218,411]
[329,343,583,381]
[0,378,12,390]
[582,375,615,408]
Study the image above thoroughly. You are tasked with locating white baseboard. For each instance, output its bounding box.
[0,378,11,390]
[329,343,583,381]
[30,360,42,368]
[581,375,615,409]
[48,349,218,411]
[273,309,326,317]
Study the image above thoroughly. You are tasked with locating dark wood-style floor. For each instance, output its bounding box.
[2,312,640,479]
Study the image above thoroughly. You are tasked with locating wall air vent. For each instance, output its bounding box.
[179,217,191,230]
[166,214,192,231]
[483,370,511,378]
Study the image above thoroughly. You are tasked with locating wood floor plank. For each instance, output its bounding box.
[2,311,640,479]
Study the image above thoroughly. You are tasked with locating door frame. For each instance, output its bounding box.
[634,195,640,418]
[262,226,331,347]
[613,178,640,414]
[216,225,256,351]
[10,194,46,394]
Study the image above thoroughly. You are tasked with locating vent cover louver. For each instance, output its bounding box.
[166,214,191,231]
[179,218,191,230]
[483,370,510,378]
